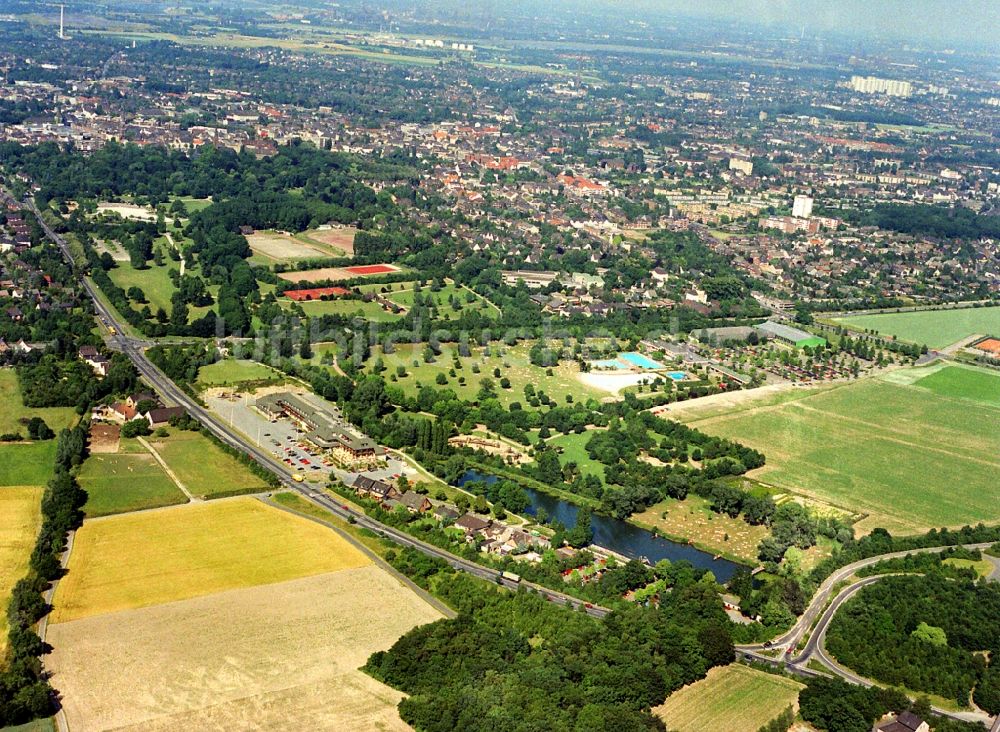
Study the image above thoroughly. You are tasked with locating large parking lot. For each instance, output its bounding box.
[203,390,413,487]
[204,391,335,481]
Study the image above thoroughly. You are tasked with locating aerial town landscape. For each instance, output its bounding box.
[0,0,998,730]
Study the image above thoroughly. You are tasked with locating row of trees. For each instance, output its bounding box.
[0,424,89,726]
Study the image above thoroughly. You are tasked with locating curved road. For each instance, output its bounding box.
[30,199,1000,728]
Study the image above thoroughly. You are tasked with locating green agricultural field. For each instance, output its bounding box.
[0,441,58,486]
[682,373,1000,534]
[364,341,606,409]
[146,430,266,498]
[654,664,802,732]
[834,306,1000,349]
[913,365,1000,408]
[0,369,78,436]
[79,452,188,517]
[197,359,283,387]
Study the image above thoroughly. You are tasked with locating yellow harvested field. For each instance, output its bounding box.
[51,498,370,622]
[47,565,442,731]
[0,487,42,652]
[654,664,803,732]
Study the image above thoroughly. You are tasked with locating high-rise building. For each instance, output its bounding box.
[849,75,912,98]
[792,195,813,219]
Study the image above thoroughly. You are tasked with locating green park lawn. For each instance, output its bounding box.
[834,306,1000,349]
[174,195,213,213]
[386,283,499,319]
[145,430,266,498]
[0,441,59,486]
[548,430,606,483]
[79,451,188,517]
[286,298,402,322]
[197,359,284,387]
[0,369,78,436]
[682,373,1000,534]
[913,364,1000,408]
[107,257,178,313]
[365,341,605,409]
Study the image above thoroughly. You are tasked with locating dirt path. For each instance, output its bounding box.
[137,436,198,502]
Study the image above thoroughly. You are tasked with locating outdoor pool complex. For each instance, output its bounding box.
[620,352,663,369]
[590,353,685,380]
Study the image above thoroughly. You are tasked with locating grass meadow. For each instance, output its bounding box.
[50,498,370,622]
[682,372,1000,534]
[0,441,58,486]
[145,430,267,498]
[79,451,187,517]
[364,341,606,408]
[196,359,284,387]
[653,664,802,732]
[0,369,78,436]
[834,306,1000,349]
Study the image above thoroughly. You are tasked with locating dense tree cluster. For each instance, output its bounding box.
[826,574,1000,707]
[366,547,734,732]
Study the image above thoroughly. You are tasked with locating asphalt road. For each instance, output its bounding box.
[30,200,609,620]
[31,200,1000,727]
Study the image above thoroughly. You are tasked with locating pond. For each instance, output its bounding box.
[456,470,743,582]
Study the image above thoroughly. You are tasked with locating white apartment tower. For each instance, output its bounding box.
[792,195,813,219]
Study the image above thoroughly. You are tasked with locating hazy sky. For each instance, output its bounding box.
[625,0,1000,49]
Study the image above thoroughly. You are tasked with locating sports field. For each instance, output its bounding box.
[834,306,1000,349]
[653,664,802,732]
[51,498,370,622]
[196,358,283,386]
[279,263,399,283]
[145,430,267,498]
[0,369,78,435]
[681,371,1000,534]
[0,441,58,486]
[0,487,42,653]
[79,451,188,516]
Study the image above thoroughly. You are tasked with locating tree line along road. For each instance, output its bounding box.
[29,198,1000,729]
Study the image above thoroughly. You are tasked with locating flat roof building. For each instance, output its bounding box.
[754,321,826,349]
[256,392,382,458]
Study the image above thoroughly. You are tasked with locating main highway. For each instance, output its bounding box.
[30,201,1000,728]
[28,199,610,619]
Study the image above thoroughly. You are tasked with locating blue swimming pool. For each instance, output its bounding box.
[592,359,627,370]
[620,352,664,369]
[666,371,686,381]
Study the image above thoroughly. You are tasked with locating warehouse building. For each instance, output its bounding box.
[754,321,827,349]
